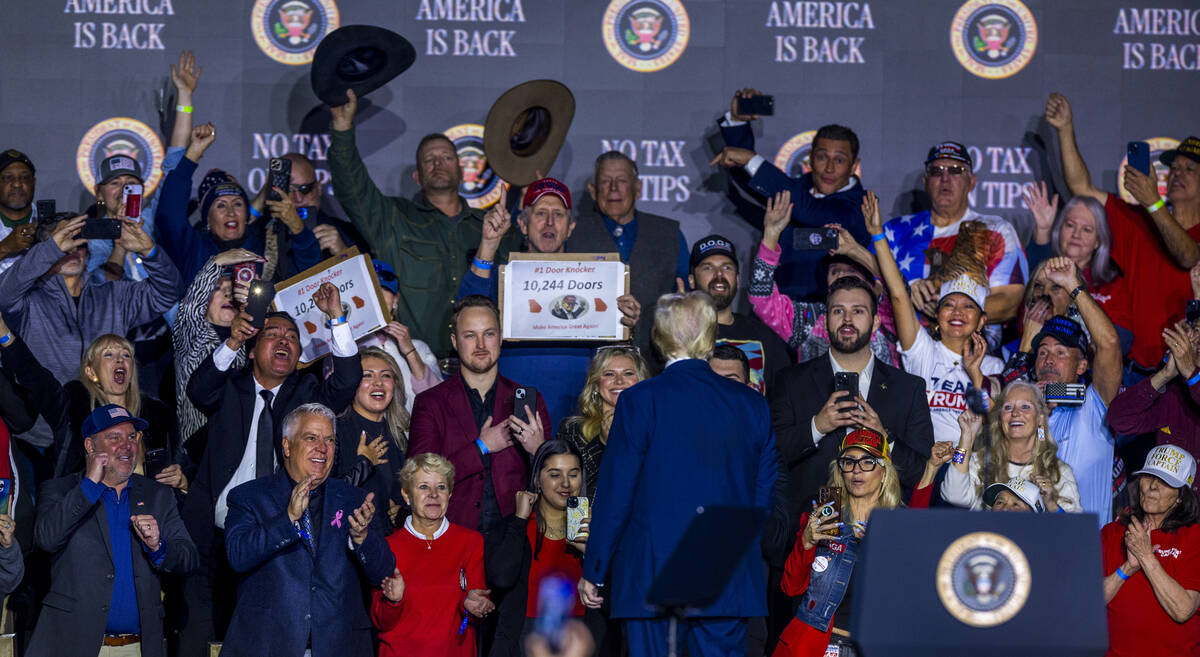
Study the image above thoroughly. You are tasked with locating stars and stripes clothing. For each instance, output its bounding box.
[877,209,1028,289]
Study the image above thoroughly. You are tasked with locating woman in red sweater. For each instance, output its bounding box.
[485,440,589,657]
[372,452,495,657]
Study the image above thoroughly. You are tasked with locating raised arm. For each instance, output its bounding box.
[168,50,201,149]
[1122,163,1200,268]
[1044,93,1105,203]
[1043,257,1122,403]
[863,192,919,350]
[327,89,397,239]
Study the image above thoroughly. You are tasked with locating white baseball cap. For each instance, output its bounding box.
[983,478,1045,512]
[1133,444,1197,489]
[938,273,989,311]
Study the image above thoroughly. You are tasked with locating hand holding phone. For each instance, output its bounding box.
[513,386,538,423]
[793,227,839,251]
[122,183,143,220]
[268,157,292,202]
[1127,141,1151,177]
[736,94,775,117]
[244,279,275,329]
[834,371,859,403]
[566,496,590,542]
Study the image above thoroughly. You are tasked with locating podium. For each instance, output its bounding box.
[850,509,1108,657]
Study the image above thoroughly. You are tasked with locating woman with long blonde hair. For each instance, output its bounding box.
[556,346,650,499]
[941,380,1081,512]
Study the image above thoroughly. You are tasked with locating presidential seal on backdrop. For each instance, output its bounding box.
[1118,137,1179,205]
[936,531,1031,627]
[775,131,864,181]
[76,118,165,194]
[602,0,690,73]
[252,0,340,65]
[444,124,503,210]
[950,0,1037,79]
[483,80,575,188]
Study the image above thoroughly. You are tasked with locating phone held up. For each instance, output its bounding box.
[817,486,842,523]
[1127,141,1151,177]
[268,157,292,202]
[245,279,275,329]
[80,202,122,240]
[122,183,143,220]
[513,386,538,423]
[833,371,858,403]
[566,496,589,542]
[794,227,839,251]
[736,94,775,117]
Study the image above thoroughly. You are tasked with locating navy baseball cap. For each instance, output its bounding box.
[81,404,148,439]
[1032,315,1090,357]
[925,141,973,168]
[0,149,34,176]
[690,234,738,270]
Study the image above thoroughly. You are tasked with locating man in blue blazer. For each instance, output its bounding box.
[223,403,394,657]
[580,292,778,657]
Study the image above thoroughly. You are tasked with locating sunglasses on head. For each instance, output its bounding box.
[375,269,397,283]
[289,181,316,195]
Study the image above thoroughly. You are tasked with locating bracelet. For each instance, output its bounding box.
[0,334,11,347]
[952,447,967,464]
[1188,371,1200,387]
[1147,198,1167,214]
[1069,285,1086,301]
[871,233,888,244]
[1115,566,1131,580]
[248,204,262,219]
[326,314,348,328]
[475,438,489,455]
[176,104,193,114]
[472,257,493,271]
[402,349,416,359]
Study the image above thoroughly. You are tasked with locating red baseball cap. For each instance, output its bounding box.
[840,428,890,461]
[522,177,571,210]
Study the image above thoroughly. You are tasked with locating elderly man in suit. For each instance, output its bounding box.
[29,404,198,657]
[579,291,778,657]
[222,403,392,657]
[769,276,934,519]
[179,281,361,656]
[408,294,551,533]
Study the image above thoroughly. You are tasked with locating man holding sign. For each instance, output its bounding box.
[456,178,641,425]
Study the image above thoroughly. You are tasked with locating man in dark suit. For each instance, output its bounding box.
[222,403,392,657]
[580,292,778,657]
[769,276,934,521]
[408,295,551,533]
[178,281,361,656]
[29,404,197,657]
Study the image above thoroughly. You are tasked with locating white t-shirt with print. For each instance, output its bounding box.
[900,328,1003,444]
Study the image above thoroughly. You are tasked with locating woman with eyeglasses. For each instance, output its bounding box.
[774,428,924,657]
[941,381,1081,512]
[557,346,650,500]
[0,319,184,488]
[865,191,1004,445]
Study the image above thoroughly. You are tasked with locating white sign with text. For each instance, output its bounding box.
[500,256,627,341]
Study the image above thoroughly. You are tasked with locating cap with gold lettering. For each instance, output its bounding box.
[1132,444,1196,490]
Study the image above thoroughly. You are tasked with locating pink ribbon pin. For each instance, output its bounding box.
[331,510,344,528]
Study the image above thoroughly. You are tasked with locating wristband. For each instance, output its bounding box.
[1147,198,1167,214]
[0,334,11,347]
[475,438,489,455]
[1069,285,1086,301]
[145,245,158,259]
[248,204,262,219]
[871,233,888,244]
[472,257,493,271]
[326,314,348,328]
[1116,566,1131,580]
[952,448,967,464]
[176,104,193,114]
[1188,371,1200,387]
[402,349,416,359]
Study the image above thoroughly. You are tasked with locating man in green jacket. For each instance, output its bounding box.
[328,89,519,357]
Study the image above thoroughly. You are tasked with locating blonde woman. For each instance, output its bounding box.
[0,324,183,486]
[335,347,410,519]
[556,346,650,499]
[941,380,1081,512]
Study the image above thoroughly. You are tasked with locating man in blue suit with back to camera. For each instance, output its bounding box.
[222,402,394,657]
[579,291,778,657]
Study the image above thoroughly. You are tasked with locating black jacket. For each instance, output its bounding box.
[768,355,933,522]
[29,473,198,657]
[181,348,361,557]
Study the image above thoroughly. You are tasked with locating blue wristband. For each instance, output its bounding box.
[1116,566,1130,580]
[473,257,493,271]
[0,334,11,347]
[248,204,262,219]
[871,233,888,244]
[475,438,489,455]
[1188,371,1200,387]
[326,314,348,328]
[145,245,158,259]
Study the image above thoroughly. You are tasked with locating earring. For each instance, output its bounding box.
[90,375,99,383]
[1037,426,1046,441]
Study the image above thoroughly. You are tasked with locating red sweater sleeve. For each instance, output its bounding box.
[909,481,934,509]
[371,588,406,631]
[780,515,818,597]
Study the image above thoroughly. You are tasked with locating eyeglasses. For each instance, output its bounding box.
[926,164,969,177]
[289,181,317,195]
[837,456,881,473]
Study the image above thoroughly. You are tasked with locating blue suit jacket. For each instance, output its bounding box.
[581,359,777,619]
[719,120,868,301]
[222,470,395,657]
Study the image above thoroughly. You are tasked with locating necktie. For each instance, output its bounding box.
[299,508,315,554]
[256,390,275,478]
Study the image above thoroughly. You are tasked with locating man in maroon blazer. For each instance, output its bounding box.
[408,295,551,532]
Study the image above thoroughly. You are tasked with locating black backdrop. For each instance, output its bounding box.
[4,0,1198,270]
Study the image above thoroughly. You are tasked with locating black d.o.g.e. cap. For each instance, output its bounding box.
[690,234,738,271]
